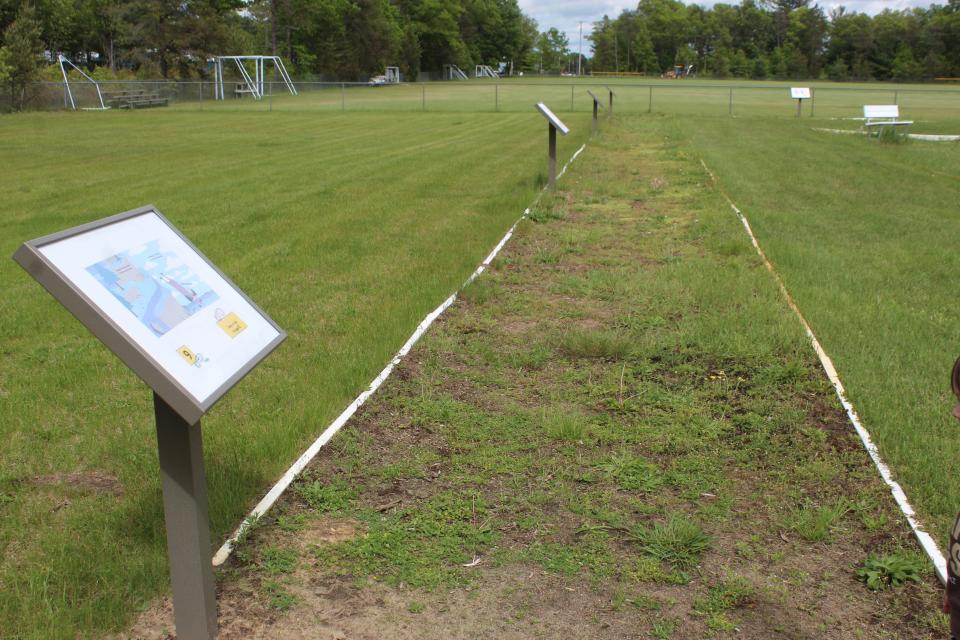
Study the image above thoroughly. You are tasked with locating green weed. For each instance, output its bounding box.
[651,618,677,639]
[316,492,495,589]
[293,480,358,513]
[781,498,850,542]
[263,580,299,611]
[554,329,633,359]
[407,601,426,614]
[857,552,927,590]
[594,452,662,492]
[539,408,589,442]
[633,516,711,570]
[261,547,298,575]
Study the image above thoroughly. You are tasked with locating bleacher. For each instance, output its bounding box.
[102,89,169,109]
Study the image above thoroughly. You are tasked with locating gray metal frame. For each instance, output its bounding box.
[12,204,286,425]
[535,102,569,190]
[605,86,615,115]
[587,90,602,136]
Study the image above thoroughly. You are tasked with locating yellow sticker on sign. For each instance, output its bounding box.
[217,312,247,338]
[177,346,197,365]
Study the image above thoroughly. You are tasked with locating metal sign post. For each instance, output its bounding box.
[535,102,570,190]
[155,393,217,638]
[791,87,811,118]
[13,205,286,640]
[605,86,615,117]
[587,90,602,136]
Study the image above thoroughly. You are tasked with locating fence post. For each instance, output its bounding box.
[570,84,574,111]
[422,84,426,111]
[894,90,899,105]
[341,82,345,111]
[810,88,815,117]
[495,83,499,112]
[648,86,653,113]
[199,80,203,111]
[729,87,733,116]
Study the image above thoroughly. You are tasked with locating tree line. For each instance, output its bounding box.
[0,0,542,101]
[589,0,960,81]
[4,0,959,110]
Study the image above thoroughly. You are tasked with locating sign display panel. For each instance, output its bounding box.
[535,101,570,135]
[791,87,811,99]
[14,205,285,423]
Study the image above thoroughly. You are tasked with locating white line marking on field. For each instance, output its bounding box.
[699,158,947,584]
[815,127,960,142]
[212,142,589,567]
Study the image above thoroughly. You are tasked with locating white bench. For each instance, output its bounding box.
[863,105,913,133]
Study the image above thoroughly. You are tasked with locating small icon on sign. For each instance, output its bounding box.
[177,346,209,368]
[177,346,197,365]
[217,312,247,338]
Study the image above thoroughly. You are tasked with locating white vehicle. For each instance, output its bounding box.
[368,75,388,86]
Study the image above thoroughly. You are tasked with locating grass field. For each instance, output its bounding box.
[681,115,960,537]
[0,108,589,638]
[138,112,944,639]
[1,77,959,638]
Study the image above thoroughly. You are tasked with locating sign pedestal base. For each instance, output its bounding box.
[155,393,218,640]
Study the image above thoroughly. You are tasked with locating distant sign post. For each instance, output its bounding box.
[605,86,615,116]
[587,90,602,136]
[13,205,286,640]
[791,87,811,118]
[535,102,570,190]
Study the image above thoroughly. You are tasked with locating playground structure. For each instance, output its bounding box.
[475,64,500,79]
[443,64,469,81]
[664,64,695,79]
[57,55,108,110]
[385,66,400,83]
[213,56,297,100]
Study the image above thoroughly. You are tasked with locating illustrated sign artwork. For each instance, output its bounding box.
[86,241,220,337]
[14,206,285,422]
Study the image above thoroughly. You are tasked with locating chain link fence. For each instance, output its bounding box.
[4,79,958,121]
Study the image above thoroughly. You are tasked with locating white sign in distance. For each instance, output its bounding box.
[14,205,285,424]
[791,87,811,100]
[535,102,570,135]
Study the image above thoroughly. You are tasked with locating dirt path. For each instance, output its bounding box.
[122,116,946,639]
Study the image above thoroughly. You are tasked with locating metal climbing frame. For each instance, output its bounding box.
[443,64,469,81]
[475,64,500,79]
[213,56,298,100]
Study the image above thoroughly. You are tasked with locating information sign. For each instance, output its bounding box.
[535,101,570,135]
[791,87,811,99]
[14,205,285,424]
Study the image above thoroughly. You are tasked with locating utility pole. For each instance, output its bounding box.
[578,22,583,76]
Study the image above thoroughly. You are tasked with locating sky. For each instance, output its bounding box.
[517,0,934,55]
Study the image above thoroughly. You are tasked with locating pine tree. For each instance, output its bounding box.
[3,2,43,110]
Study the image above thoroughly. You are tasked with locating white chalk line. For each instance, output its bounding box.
[814,127,960,142]
[212,142,589,566]
[699,158,947,584]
